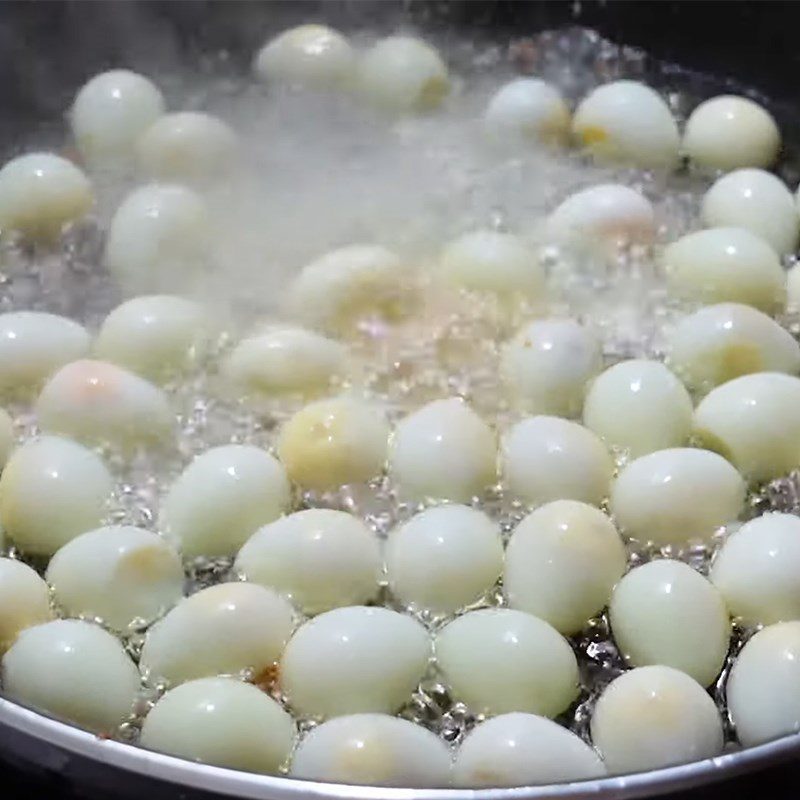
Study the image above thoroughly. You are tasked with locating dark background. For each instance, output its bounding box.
[1,0,799,797]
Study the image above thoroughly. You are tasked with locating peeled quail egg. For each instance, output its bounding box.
[572,81,680,168]
[667,303,800,394]
[727,621,800,746]
[95,295,213,381]
[104,183,210,293]
[0,407,13,468]
[610,448,745,546]
[140,582,294,686]
[453,713,606,787]
[484,78,570,147]
[663,227,785,313]
[788,264,800,311]
[504,500,625,635]
[711,513,800,626]
[137,112,238,184]
[285,244,409,335]
[435,608,579,717]
[2,619,139,733]
[291,714,452,787]
[225,326,349,399]
[547,184,656,248]
[0,311,90,396]
[702,169,799,256]
[590,665,724,774]
[278,397,389,491]
[693,372,800,483]
[70,69,165,165]
[254,24,355,88]
[0,435,113,555]
[501,319,602,418]
[502,416,614,507]
[389,398,496,502]
[359,36,449,112]
[0,558,53,652]
[583,360,693,458]
[385,504,504,615]
[279,606,431,718]
[684,96,780,171]
[141,677,294,773]
[235,509,381,614]
[160,444,291,558]
[609,560,730,687]
[0,153,92,240]
[35,359,175,450]
[438,230,546,298]
[46,525,183,631]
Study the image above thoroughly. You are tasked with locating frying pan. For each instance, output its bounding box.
[1,1,800,798]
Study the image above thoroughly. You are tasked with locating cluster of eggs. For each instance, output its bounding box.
[1,21,800,791]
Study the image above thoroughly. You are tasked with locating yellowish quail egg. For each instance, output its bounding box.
[0,435,113,555]
[2,619,139,733]
[70,70,165,166]
[693,372,800,483]
[501,319,602,418]
[385,504,504,615]
[141,677,294,773]
[702,169,799,256]
[610,448,745,546]
[711,513,800,626]
[727,621,800,746]
[160,444,291,558]
[0,407,13,468]
[0,311,90,396]
[140,582,294,686]
[35,359,175,451]
[667,303,800,394]
[502,415,614,507]
[435,608,579,717]
[279,606,431,718]
[609,560,730,687]
[572,81,680,168]
[788,263,800,311]
[46,525,184,631]
[291,714,452,787]
[389,398,496,502]
[0,558,53,652]
[235,509,381,614]
[684,96,780,171]
[590,665,724,774]
[453,713,606,787]
[278,397,389,491]
[583,360,693,458]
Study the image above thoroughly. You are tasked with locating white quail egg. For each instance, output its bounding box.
[0,435,113,555]
[502,415,614,507]
[291,714,452,787]
[2,619,139,733]
[684,96,780,171]
[500,318,602,418]
[590,665,724,774]
[435,608,579,717]
[389,398,496,502]
[385,504,504,615]
[279,606,431,718]
[453,713,606,787]
[141,677,294,773]
[504,500,626,636]
[609,560,730,687]
[160,444,291,558]
[610,448,745,546]
[572,81,680,168]
[583,359,693,458]
[140,582,294,686]
[46,525,184,631]
[0,558,53,652]
[235,509,381,614]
